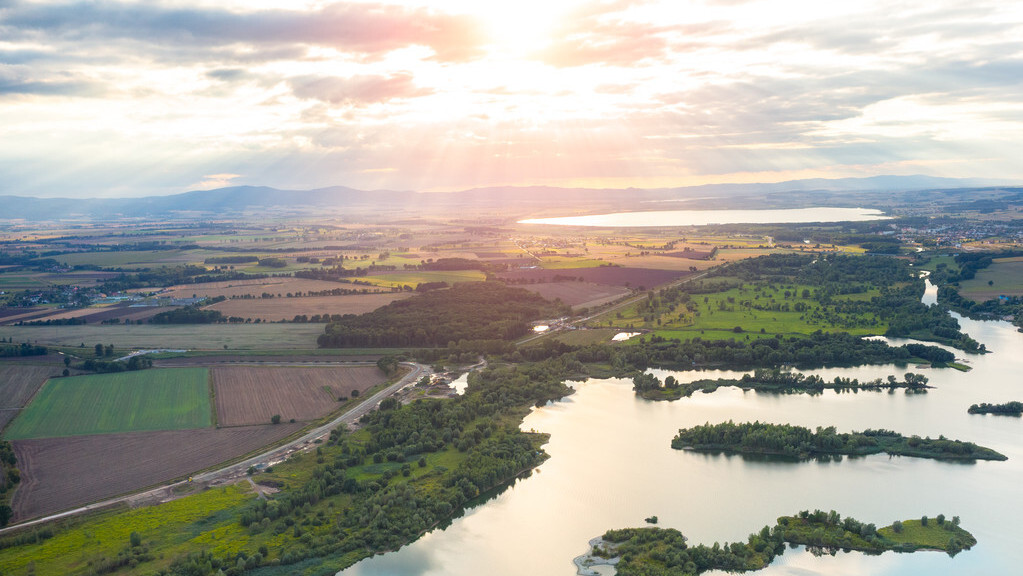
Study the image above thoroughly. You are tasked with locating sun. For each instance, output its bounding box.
[468,1,578,56]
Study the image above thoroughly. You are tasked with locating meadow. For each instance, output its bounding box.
[592,277,886,340]
[4,368,211,439]
[956,257,1023,301]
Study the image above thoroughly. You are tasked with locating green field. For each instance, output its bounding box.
[4,368,211,439]
[0,323,324,350]
[594,278,885,339]
[957,258,1023,301]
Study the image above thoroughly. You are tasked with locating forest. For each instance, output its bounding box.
[671,421,1006,461]
[318,281,569,348]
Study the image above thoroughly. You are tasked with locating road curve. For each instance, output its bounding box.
[0,362,426,534]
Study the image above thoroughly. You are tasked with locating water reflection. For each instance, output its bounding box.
[344,315,1023,576]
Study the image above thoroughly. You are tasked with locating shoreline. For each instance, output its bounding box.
[573,536,619,576]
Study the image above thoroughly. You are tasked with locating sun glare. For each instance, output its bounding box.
[469,1,576,55]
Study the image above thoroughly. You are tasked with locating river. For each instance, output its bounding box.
[343,292,1021,575]
[518,207,888,227]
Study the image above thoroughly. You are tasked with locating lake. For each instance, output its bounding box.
[518,207,889,227]
[343,313,1021,575]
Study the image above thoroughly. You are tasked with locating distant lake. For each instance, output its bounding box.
[519,207,888,227]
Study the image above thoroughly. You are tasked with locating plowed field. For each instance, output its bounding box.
[212,366,386,426]
[10,423,303,521]
[0,365,56,431]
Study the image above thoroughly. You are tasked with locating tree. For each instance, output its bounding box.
[63,356,71,367]
[937,514,945,526]
[129,531,142,547]
[95,343,103,357]
[271,414,281,424]
[892,520,904,533]
[921,515,929,527]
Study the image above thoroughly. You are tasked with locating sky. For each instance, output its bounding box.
[1,0,1022,197]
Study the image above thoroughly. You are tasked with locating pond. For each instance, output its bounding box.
[343,316,1021,576]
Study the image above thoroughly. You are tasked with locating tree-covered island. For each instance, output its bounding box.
[968,401,1023,415]
[671,421,1007,461]
[579,509,976,576]
[632,369,931,401]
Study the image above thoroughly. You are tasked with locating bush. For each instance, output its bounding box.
[892,520,903,533]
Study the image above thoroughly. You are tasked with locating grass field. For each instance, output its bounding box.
[0,323,325,350]
[548,328,621,346]
[4,368,211,439]
[592,277,885,339]
[957,257,1023,301]
[0,483,258,575]
[877,518,976,550]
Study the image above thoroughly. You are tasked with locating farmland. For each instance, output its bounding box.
[0,323,324,350]
[957,257,1023,302]
[357,269,486,288]
[208,292,410,321]
[497,266,691,288]
[517,281,631,310]
[4,368,211,440]
[138,276,392,299]
[212,365,386,426]
[0,365,56,431]
[10,423,303,521]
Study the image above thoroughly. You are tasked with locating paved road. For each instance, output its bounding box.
[517,271,708,345]
[0,362,425,534]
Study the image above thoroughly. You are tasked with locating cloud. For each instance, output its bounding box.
[191,173,243,190]
[0,65,106,97]
[288,72,431,106]
[0,1,487,63]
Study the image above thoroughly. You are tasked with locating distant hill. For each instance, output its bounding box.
[0,175,1014,221]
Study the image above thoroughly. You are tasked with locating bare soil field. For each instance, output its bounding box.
[498,266,691,289]
[517,282,631,310]
[10,423,304,521]
[138,277,391,299]
[212,366,386,426]
[0,323,325,350]
[153,354,384,366]
[208,292,410,321]
[0,365,56,431]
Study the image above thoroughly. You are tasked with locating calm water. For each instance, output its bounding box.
[344,314,1021,576]
[518,207,889,227]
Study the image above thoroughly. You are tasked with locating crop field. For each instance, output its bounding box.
[212,365,386,426]
[0,323,325,350]
[141,277,391,299]
[358,270,486,288]
[517,281,631,309]
[957,257,1023,301]
[208,292,411,321]
[548,328,621,346]
[52,249,204,269]
[498,266,691,288]
[9,423,303,521]
[538,257,606,269]
[0,365,56,431]
[4,368,211,440]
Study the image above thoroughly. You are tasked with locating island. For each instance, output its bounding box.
[577,510,977,576]
[968,401,1023,416]
[633,369,931,401]
[671,421,1007,461]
